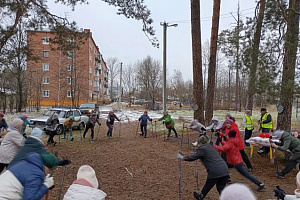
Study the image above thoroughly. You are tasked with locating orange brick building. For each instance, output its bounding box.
[27,29,108,107]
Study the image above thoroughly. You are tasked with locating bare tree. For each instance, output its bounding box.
[122,63,136,102]
[106,57,119,101]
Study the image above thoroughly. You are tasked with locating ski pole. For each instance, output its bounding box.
[178,156,182,200]
[119,121,121,138]
[181,124,184,149]
[136,121,140,137]
[57,165,67,200]
[151,121,153,136]
[155,121,157,140]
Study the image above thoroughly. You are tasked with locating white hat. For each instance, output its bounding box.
[77,165,99,188]
[30,128,45,139]
[220,183,257,200]
[10,118,24,129]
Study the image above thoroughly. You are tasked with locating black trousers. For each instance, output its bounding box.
[244,129,252,144]
[0,163,8,173]
[167,127,178,137]
[201,175,229,198]
[240,149,253,169]
[83,123,95,139]
[282,159,298,176]
[47,130,56,144]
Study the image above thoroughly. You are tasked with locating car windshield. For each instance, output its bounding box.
[44,110,66,118]
[79,103,95,109]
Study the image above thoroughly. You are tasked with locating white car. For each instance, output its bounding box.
[30,108,89,135]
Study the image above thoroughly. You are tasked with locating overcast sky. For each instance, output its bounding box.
[48,1,257,81]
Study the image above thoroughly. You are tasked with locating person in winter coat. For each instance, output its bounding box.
[62,115,80,141]
[9,127,70,168]
[178,135,229,200]
[83,113,101,140]
[243,110,254,146]
[214,130,265,191]
[0,152,57,200]
[223,119,253,172]
[46,113,59,146]
[0,118,26,173]
[271,130,300,178]
[19,114,34,137]
[63,165,107,200]
[138,111,152,138]
[284,171,300,199]
[221,113,236,133]
[220,183,257,200]
[205,116,225,146]
[0,112,8,131]
[158,111,178,139]
[106,111,120,138]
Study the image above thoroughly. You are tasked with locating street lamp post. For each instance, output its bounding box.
[160,21,178,112]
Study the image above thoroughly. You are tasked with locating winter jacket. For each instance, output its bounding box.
[9,136,47,167]
[277,132,300,162]
[224,122,244,150]
[63,179,107,200]
[138,114,152,126]
[18,116,34,135]
[46,117,59,132]
[0,118,8,130]
[214,137,243,165]
[184,143,229,179]
[0,153,48,200]
[0,128,25,164]
[285,188,300,200]
[205,116,223,131]
[106,114,119,128]
[158,114,175,128]
[189,120,206,133]
[221,117,236,132]
[64,116,80,128]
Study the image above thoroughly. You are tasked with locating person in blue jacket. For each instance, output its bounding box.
[138,111,152,138]
[19,113,34,137]
[0,152,57,200]
[0,112,8,131]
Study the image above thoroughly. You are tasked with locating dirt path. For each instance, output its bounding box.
[45,121,297,200]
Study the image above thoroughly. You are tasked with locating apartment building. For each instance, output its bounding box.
[27,29,109,106]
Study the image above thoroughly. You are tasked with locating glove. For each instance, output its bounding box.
[58,159,71,166]
[201,127,206,131]
[43,174,54,189]
[150,119,153,122]
[162,120,165,124]
[177,153,183,159]
[211,128,215,132]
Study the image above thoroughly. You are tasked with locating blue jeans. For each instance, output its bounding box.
[233,162,261,185]
[64,127,73,136]
[261,128,270,133]
[140,124,147,137]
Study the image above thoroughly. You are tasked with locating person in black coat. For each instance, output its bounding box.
[83,113,101,141]
[177,135,229,200]
[106,111,120,138]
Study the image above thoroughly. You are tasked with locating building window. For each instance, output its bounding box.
[42,90,49,97]
[67,51,73,59]
[89,66,92,74]
[67,90,74,97]
[43,64,49,71]
[89,80,92,86]
[67,65,72,71]
[67,77,72,85]
[43,77,49,84]
[42,37,49,44]
[43,51,49,57]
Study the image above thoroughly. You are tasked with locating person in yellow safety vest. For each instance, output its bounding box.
[258,108,273,156]
[243,110,254,146]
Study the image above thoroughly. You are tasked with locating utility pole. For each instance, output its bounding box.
[160,21,177,112]
[119,62,123,103]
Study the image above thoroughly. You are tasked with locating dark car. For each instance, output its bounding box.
[79,103,100,117]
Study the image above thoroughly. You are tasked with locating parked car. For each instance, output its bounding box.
[30,108,89,135]
[79,102,100,118]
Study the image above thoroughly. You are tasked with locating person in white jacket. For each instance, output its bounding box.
[63,165,107,200]
[284,171,300,199]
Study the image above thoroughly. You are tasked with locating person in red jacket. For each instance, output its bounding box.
[214,130,265,192]
[223,119,253,172]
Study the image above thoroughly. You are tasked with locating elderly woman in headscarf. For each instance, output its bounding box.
[0,118,26,173]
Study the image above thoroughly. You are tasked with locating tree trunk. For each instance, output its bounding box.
[277,0,299,130]
[246,0,266,110]
[191,0,204,122]
[205,0,221,124]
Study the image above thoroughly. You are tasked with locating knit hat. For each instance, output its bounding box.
[41,153,58,169]
[260,108,267,112]
[21,114,28,120]
[10,118,24,129]
[220,183,257,200]
[274,130,284,138]
[70,116,75,120]
[245,110,251,115]
[224,119,234,125]
[30,128,45,139]
[77,165,99,188]
[228,130,237,138]
[198,135,209,144]
[225,113,232,118]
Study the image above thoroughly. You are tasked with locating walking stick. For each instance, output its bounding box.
[136,122,140,137]
[119,121,121,138]
[155,121,157,140]
[187,127,190,147]
[178,157,182,200]
[151,121,153,136]
[181,124,184,150]
[57,165,67,200]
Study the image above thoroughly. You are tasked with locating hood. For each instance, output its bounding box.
[211,116,219,122]
[281,132,291,140]
[25,153,44,171]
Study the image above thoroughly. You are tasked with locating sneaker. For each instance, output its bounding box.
[61,135,66,139]
[192,141,198,146]
[247,168,253,172]
[83,135,86,138]
[51,142,56,147]
[165,137,169,140]
[193,192,204,200]
[91,138,95,141]
[257,183,266,191]
[276,172,285,179]
[70,136,74,141]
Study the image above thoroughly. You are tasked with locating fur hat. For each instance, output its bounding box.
[10,118,24,129]
[220,183,257,200]
[260,108,267,112]
[77,165,99,189]
[41,153,58,169]
[224,119,234,125]
[274,130,284,138]
[198,135,209,144]
[225,113,232,118]
[30,128,45,139]
[245,110,251,115]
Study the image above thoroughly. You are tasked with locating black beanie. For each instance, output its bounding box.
[228,130,237,138]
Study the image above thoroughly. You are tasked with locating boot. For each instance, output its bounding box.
[61,135,66,139]
[193,192,204,200]
[70,136,74,141]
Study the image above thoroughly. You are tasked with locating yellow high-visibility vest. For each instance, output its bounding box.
[261,113,272,129]
[245,115,253,129]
